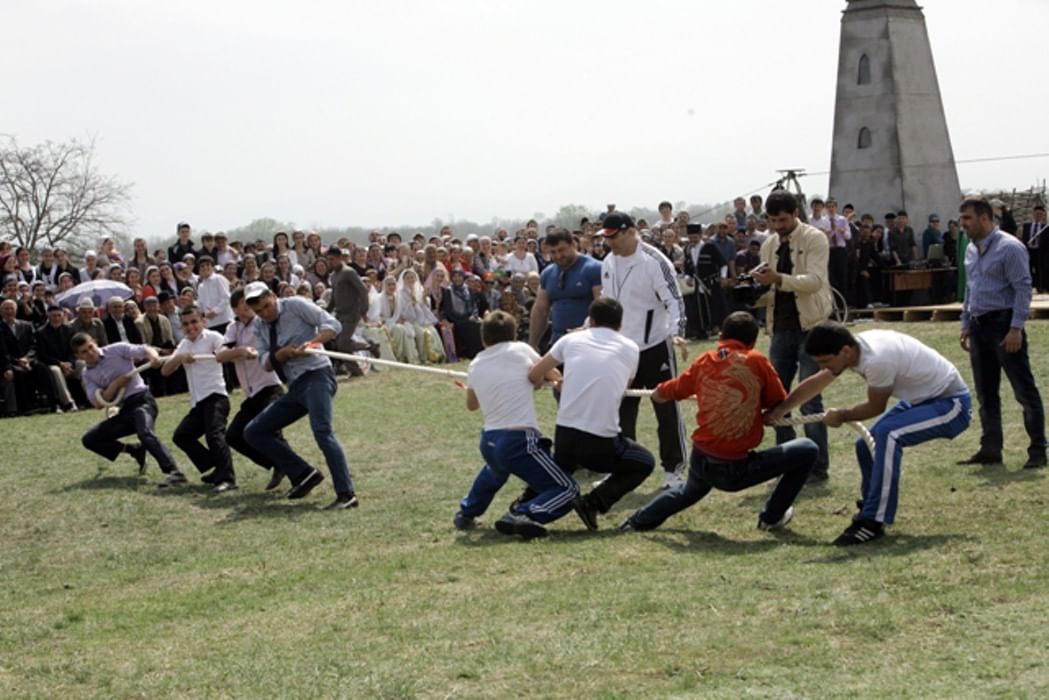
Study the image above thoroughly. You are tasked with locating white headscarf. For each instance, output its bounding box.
[397,269,437,324]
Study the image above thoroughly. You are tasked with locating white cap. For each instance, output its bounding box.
[85,250,97,258]
[244,281,270,302]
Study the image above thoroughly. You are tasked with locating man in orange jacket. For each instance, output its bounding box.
[619,311,818,532]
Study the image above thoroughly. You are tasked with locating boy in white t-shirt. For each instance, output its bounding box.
[161,305,237,491]
[767,322,971,545]
[529,297,656,530]
[454,310,579,539]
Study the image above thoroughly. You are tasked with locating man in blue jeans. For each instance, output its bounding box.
[957,196,1046,469]
[750,190,835,483]
[619,312,817,533]
[242,282,358,510]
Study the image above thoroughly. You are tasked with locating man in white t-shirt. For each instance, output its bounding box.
[597,211,689,490]
[529,297,656,530]
[161,305,237,491]
[767,322,971,545]
[454,310,579,539]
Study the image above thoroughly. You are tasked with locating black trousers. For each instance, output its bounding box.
[82,391,178,473]
[829,247,848,309]
[173,392,234,479]
[227,385,288,471]
[968,310,1047,459]
[618,339,688,473]
[7,360,56,413]
[554,425,655,513]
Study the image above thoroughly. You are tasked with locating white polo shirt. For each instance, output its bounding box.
[853,330,967,404]
[467,341,541,431]
[174,329,227,407]
[550,326,639,437]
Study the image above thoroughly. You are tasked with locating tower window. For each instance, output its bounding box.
[858,54,871,85]
[858,127,872,149]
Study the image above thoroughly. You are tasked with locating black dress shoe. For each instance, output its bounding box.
[129,443,148,475]
[957,451,1003,465]
[1023,455,1047,470]
[265,469,285,491]
[806,471,829,484]
[200,469,221,484]
[287,469,324,499]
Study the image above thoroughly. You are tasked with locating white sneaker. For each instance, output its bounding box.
[662,469,685,490]
[757,506,795,531]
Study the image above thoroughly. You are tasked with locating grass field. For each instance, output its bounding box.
[1,321,1048,698]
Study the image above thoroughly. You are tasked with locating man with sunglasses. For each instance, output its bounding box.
[528,230,602,353]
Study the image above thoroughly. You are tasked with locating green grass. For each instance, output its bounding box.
[1,321,1048,698]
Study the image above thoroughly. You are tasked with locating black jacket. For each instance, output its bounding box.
[0,319,37,372]
[103,315,143,345]
[36,322,76,366]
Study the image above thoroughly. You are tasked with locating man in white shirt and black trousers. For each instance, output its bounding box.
[162,305,237,491]
[596,212,690,489]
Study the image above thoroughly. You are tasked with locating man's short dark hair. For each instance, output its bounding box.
[1034,205,1046,213]
[658,201,673,212]
[765,191,799,217]
[545,230,574,248]
[481,310,517,347]
[229,288,245,308]
[810,198,825,207]
[180,304,202,318]
[897,210,908,218]
[197,255,214,266]
[804,321,858,357]
[70,332,93,352]
[588,297,623,329]
[960,196,994,220]
[720,311,760,347]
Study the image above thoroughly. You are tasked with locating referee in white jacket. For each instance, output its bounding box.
[598,212,689,489]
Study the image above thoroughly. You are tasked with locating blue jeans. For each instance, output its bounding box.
[769,327,829,475]
[244,367,354,496]
[630,439,818,530]
[856,394,971,524]
[968,310,1047,459]
[459,429,578,524]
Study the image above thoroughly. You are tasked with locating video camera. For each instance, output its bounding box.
[731,262,771,307]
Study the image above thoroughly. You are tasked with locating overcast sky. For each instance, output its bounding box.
[5,0,1048,239]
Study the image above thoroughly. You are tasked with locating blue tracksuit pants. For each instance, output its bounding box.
[459,429,578,524]
[856,393,971,523]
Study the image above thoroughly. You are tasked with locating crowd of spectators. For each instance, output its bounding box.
[1,193,1045,418]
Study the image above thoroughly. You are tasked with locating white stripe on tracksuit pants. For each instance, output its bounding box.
[856,393,971,523]
[619,337,690,473]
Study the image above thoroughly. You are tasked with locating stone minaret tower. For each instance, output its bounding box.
[829,0,961,222]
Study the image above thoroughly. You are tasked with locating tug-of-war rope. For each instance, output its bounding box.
[92,347,874,453]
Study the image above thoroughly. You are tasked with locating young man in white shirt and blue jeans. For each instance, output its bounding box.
[767,322,971,545]
[454,310,579,539]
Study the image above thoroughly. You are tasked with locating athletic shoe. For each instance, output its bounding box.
[200,469,221,484]
[453,511,477,530]
[832,518,885,546]
[591,474,611,489]
[494,512,548,539]
[324,493,359,510]
[572,496,599,531]
[617,517,636,532]
[1022,455,1047,470]
[265,470,285,491]
[129,443,148,475]
[662,469,685,490]
[214,480,239,493]
[287,469,324,500]
[757,506,795,531]
[159,471,188,488]
[956,451,1002,465]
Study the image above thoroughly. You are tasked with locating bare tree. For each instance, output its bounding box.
[0,136,132,257]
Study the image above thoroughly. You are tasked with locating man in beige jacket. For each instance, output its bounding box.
[751,190,834,482]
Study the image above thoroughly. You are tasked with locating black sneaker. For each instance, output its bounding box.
[129,443,148,475]
[214,480,239,493]
[573,496,599,531]
[832,518,885,546]
[956,451,1002,465]
[453,511,477,530]
[494,512,548,539]
[287,469,324,500]
[617,517,636,532]
[200,469,221,485]
[324,493,359,510]
[158,471,188,488]
[265,470,285,491]
[806,470,829,485]
[1022,455,1047,470]
[757,506,795,531]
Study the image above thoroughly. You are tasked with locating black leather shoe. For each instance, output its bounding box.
[806,471,829,484]
[265,469,285,491]
[287,469,324,500]
[1022,455,1047,470]
[956,451,1003,465]
[129,443,148,475]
